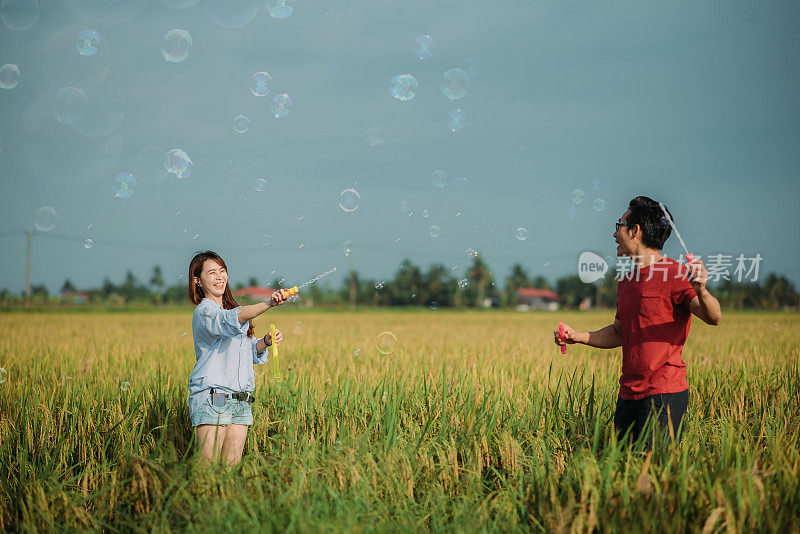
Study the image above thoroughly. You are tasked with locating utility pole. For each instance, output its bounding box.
[25,230,32,306]
[348,249,355,307]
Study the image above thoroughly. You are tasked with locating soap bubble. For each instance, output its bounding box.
[441,68,469,100]
[338,189,360,212]
[43,26,111,89]
[429,225,440,238]
[366,125,388,146]
[571,189,584,205]
[0,367,6,383]
[113,172,136,199]
[466,248,479,258]
[121,381,129,391]
[255,178,267,191]
[429,301,438,310]
[293,321,303,334]
[448,108,466,132]
[415,34,435,60]
[53,87,87,124]
[375,281,386,290]
[515,227,528,241]
[592,178,601,191]
[1,0,38,31]
[166,148,192,178]
[34,206,57,231]
[71,80,126,138]
[422,209,430,218]
[233,114,250,133]
[84,238,93,248]
[458,279,469,290]
[261,234,272,246]
[250,71,273,97]
[568,206,576,218]
[76,29,101,56]
[353,347,361,357]
[432,170,447,188]
[341,240,354,256]
[593,198,606,212]
[265,0,295,19]
[162,29,191,62]
[0,64,20,89]
[772,323,780,332]
[376,331,397,355]
[271,93,292,118]
[461,57,479,79]
[206,0,258,28]
[389,74,418,101]
[132,146,169,184]
[398,200,410,214]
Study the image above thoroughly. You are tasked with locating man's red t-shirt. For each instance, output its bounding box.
[614,257,697,400]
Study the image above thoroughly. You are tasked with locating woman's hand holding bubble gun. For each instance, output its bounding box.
[554,322,581,353]
[269,286,298,308]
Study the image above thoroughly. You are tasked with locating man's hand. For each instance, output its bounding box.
[270,289,289,308]
[686,257,709,294]
[553,323,584,346]
[266,328,283,347]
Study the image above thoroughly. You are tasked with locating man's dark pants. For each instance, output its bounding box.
[614,390,689,447]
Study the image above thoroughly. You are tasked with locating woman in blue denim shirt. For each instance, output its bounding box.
[187,250,289,466]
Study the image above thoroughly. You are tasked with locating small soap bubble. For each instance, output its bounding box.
[84,238,93,248]
[53,87,87,124]
[113,172,136,199]
[233,114,250,133]
[458,278,469,290]
[429,225,440,238]
[376,331,397,355]
[441,68,469,100]
[166,148,193,178]
[366,125,388,146]
[162,29,191,62]
[772,323,780,331]
[34,206,57,231]
[1,0,39,31]
[422,209,430,218]
[593,198,606,212]
[0,64,20,89]
[398,200,410,214]
[293,321,303,334]
[0,367,6,383]
[448,108,466,132]
[461,57,479,79]
[271,93,292,118]
[571,189,585,205]
[432,170,447,188]
[389,74,418,101]
[415,34,436,60]
[255,178,267,191]
[466,247,479,258]
[76,29,101,56]
[592,178,601,191]
[375,281,386,290]
[341,240,354,256]
[265,0,295,19]
[250,71,273,96]
[568,206,576,218]
[121,381,129,391]
[429,301,438,310]
[339,188,360,212]
[261,234,272,246]
[515,227,528,241]
[353,347,361,357]
[192,234,199,240]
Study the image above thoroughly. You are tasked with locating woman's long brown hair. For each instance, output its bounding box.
[188,251,255,338]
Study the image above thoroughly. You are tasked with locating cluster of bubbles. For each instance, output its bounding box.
[415,35,436,60]
[376,331,397,355]
[466,247,479,258]
[458,278,469,290]
[266,0,296,19]
[166,148,193,178]
[34,206,57,231]
[389,74,418,101]
[339,188,360,212]
[366,125,388,146]
[448,108,466,132]
[271,93,292,118]
[0,64,20,89]
[441,68,470,100]
[162,29,191,62]
[571,186,606,213]
[113,172,137,199]
[515,227,528,241]
[432,170,447,188]
[1,0,39,31]
[375,281,386,290]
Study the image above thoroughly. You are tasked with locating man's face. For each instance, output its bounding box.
[195,260,227,299]
[613,209,637,257]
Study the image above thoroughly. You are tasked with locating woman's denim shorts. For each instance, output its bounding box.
[190,396,253,427]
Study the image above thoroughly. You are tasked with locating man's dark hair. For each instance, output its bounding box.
[627,196,672,250]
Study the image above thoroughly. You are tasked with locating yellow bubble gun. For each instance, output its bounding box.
[270,323,281,382]
[285,286,299,297]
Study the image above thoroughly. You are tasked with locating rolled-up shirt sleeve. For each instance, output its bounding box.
[251,337,269,364]
[199,304,249,338]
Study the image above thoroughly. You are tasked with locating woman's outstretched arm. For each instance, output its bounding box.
[237,289,289,323]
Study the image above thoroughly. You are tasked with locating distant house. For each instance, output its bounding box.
[233,286,302,303]
[515,288,562,311]
[61,291,90,304]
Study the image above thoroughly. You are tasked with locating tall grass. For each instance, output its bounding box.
[1,310,798,531]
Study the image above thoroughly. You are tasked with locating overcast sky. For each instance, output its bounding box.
[1,0,799,295]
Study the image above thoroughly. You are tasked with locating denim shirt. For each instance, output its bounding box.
[187,297,269,417]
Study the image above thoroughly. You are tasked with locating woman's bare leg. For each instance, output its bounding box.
[195,424,227,464]
[220,424,248,466]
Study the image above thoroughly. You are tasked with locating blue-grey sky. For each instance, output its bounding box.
[1,0,799,295]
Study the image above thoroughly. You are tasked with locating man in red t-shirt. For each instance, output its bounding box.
[554,196,722,447]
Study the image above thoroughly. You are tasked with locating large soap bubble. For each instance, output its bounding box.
[206,0,258,28]
[34,206,57,231]
[0,64,20,89]
[265,0,295,19]
[376,332,397,355]
[44,25,111,89]
[389,74,418,101]
[441,68,470,100]
[162,29,191,62]
[1,0,38,31]
[71,80,125,138]
[53,87,87,124]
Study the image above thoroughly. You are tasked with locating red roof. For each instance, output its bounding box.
[233,286,277,298]
[515,288,562,301]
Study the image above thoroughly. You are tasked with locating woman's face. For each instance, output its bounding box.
[195,259,228,299]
